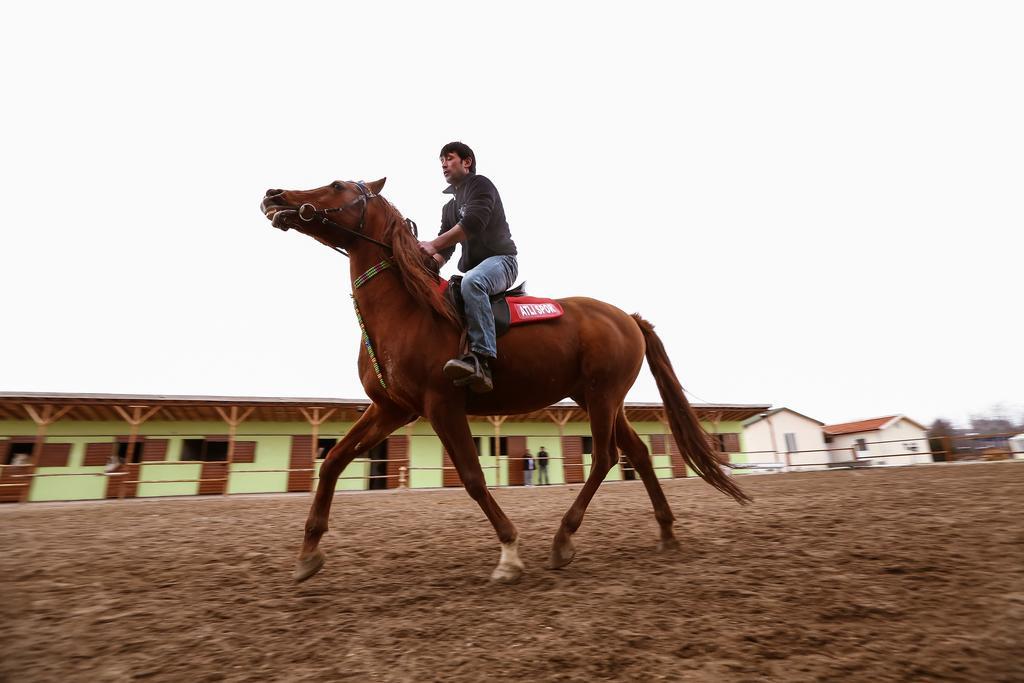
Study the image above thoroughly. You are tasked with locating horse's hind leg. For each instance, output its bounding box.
[427,404,523,583]
[549,398,618,569]
[295,402,412,582]
[615,409,679,550]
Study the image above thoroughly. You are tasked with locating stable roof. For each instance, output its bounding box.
[0,392,770,425]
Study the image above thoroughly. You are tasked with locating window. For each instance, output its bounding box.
[180,439,229,462]
[581,436,593,455]
[488,436,509,457]
[316,438,338,460]
[117,441,145,464]
[5,442,34,465]
[855,438,868,452]
[784,433,798,453]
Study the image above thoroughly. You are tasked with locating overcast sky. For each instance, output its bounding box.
[2,2,1021,428]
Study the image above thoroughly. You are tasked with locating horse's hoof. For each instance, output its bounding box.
[547,537,576,570]
[293,550,325,583]
[490,563,524,584]
[657,537,681,552]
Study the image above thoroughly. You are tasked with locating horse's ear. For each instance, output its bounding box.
[367,177,386,194]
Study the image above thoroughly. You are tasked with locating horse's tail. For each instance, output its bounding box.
[632,314,752,505]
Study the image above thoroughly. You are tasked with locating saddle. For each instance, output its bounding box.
[440,276,563,338]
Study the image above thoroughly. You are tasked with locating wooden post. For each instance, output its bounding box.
[941,435,955,463]
[711,410,723,463]
[545,408,574,482]
[215,406,255,495]
[403,419,418,489]
[486,415,508,487]
[657,411,688,478]
[112,405,162,499]
[299,408,336,494]
[21,404,73,502]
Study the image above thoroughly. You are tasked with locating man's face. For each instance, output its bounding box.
[441,152,472,185]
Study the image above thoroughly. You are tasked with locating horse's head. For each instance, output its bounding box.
[260,178,388,251]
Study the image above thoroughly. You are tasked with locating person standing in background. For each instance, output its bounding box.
[523,449,536,486]
[537,446,549,485]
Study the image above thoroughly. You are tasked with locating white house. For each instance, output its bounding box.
[742,408,830,468]
[823,415,932,466]
[1010,433,1024,460]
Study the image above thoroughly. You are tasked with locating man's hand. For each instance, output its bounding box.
[431,253,445,267]
[418,240,438,257]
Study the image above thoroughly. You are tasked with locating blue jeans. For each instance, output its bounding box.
[462,254,518,359]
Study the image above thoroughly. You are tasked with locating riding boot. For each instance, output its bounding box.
[443,352,494,393]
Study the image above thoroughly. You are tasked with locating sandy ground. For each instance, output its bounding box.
[1,462,1022,682]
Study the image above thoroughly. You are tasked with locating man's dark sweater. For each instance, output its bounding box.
[438,174,517,272]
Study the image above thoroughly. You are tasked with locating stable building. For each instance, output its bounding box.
[0,392,770,503]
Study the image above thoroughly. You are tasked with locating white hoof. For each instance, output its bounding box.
[490,562,523,583]
[490,539,525,583]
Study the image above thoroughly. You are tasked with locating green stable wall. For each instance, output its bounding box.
[0,417,747,502]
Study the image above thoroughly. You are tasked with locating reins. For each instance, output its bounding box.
[292,181,433,391]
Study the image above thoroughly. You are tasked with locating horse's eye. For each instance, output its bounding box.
[331,182,344,191]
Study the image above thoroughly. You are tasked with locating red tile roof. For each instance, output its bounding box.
[823,415,898,436]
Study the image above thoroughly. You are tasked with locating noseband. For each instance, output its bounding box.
[295,181,409,257]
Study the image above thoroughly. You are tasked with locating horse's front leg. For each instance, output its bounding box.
[428,407,523,583]
[295,402,413,582]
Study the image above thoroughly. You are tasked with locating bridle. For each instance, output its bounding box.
[292,181,417,257]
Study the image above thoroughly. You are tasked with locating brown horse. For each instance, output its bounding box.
[260,178,749,583]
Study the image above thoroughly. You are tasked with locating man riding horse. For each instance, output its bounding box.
[418,142,517,393]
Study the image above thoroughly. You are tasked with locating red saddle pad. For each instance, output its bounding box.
[507,296,564,325]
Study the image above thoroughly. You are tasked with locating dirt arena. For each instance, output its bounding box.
[2,463,1021,682]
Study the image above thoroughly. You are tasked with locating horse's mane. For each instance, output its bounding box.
[377,197,461,328]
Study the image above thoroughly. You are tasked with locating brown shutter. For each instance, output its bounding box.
[287,436,314,492]
[84,442,116,466]
[232,441,257,464]
[0,440,9,465]
[0,465,31,503]
[668,435,688,478]
[507,436,526,486]
[442,449,462,487]
[385,436,409,489]
[561,436,584,484]
[198,462,228,495]
[39,443,72,467]
[649,434,666,455]
[721,433,741,453]
[142,439,169,462]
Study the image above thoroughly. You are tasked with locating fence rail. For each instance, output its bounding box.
[1,431,1018,503]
